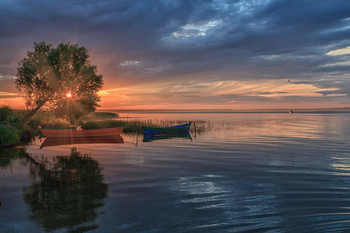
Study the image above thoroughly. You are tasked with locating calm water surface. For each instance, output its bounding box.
[1,113,350,232]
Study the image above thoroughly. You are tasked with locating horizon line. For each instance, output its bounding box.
[98,107,350,112]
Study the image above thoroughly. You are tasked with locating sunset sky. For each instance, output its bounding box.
[1,0,350,109]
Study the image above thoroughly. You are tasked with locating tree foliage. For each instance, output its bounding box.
[16,42,103,123]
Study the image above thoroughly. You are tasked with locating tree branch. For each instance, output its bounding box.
[21,100,47,124]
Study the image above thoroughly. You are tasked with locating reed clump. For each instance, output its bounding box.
[80,112,119,121]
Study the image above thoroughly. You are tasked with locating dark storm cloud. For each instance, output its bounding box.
[161,0,350,80]
[0,0,205,74]
[1,0,350,103]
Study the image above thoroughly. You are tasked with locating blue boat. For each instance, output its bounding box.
[143,133,192,142]
[142,122,192,135]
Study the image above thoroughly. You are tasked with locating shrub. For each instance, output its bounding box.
[0,125,19,147]
[0,105,15,122]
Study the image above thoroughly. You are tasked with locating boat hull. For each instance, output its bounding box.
[143,133,192,142]
[142,122,191,135]
[40,135,124,148]
[39,127,123,138]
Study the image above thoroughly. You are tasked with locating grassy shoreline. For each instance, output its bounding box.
[0,106,169,147]
[0,106,203,148]
[0,107,121,147]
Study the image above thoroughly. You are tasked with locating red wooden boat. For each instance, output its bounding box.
[40,135,124,148]
[39,127,123,138]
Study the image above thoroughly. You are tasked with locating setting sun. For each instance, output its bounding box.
[66,92,72,98]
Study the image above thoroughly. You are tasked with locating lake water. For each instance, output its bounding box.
[1,112,350,232]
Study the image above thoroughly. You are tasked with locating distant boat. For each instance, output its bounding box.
[289,109,293,114]
[40,135,124,148]
[39,127,123,138]
[142,122,191,135]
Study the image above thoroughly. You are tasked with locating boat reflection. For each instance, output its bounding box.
[40,135,124,148]
[143,133,192,142]
[22,147,108,232]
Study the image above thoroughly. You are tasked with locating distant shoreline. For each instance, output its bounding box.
[99,107,350,114]
[10,107,350,114]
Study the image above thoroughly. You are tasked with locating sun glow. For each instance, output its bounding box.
[66,92,72,98]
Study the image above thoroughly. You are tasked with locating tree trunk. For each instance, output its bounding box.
[22,101,47,124]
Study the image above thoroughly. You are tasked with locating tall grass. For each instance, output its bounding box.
[79,120,160,133]
[80,112,119,120]
[79,119,205,134]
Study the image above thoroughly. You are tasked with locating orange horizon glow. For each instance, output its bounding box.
[1,98,348,111]
[1,78,349,110]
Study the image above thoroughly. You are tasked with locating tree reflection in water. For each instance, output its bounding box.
[23,147,108,232]
[0,148,22,168]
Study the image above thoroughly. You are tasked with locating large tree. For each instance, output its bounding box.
[16,42,103,123]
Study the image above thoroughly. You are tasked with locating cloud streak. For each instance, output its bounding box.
[98,79,342,109]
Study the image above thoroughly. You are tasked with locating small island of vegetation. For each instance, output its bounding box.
[0,42,163,147]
